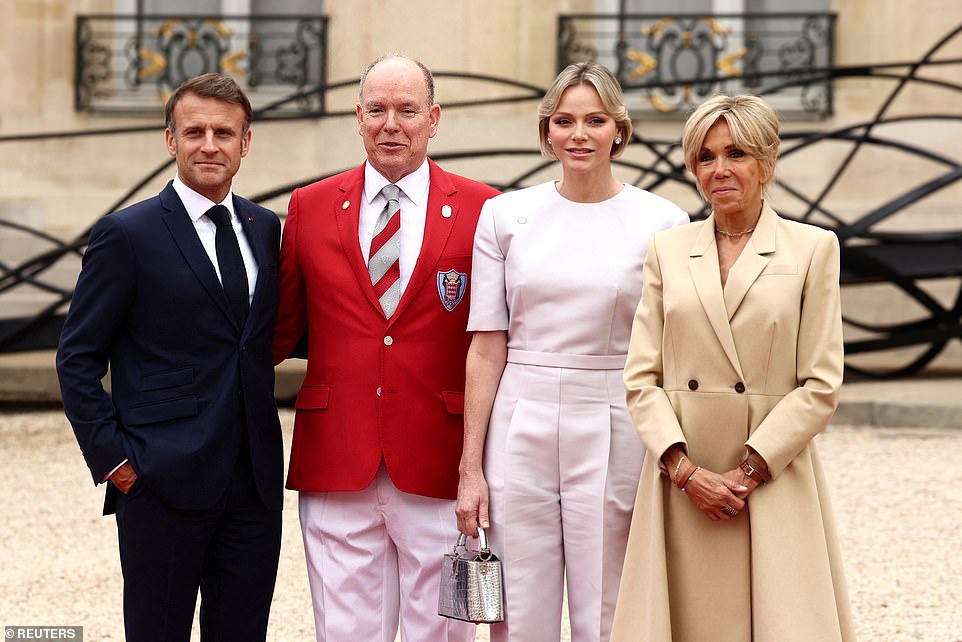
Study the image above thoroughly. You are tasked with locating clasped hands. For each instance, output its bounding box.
[663,445,763,522]
[682,466,760,521]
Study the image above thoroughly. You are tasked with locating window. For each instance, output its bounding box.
[76,0,326,112]
[562,0,834,117]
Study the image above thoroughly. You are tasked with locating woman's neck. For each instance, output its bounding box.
[556,171,622,203]
[715,201,764,234]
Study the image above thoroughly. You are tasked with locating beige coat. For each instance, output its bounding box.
[611,205,856,642]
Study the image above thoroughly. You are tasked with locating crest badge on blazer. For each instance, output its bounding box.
[437,269,467,312]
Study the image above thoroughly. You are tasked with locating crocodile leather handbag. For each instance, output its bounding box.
[437,526,504,623]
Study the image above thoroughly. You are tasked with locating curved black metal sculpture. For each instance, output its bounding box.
[2,21,961,379]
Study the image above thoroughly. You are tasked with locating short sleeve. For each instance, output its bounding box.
[467,199,509,331]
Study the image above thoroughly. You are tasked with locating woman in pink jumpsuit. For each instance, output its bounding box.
[455,62,688,642]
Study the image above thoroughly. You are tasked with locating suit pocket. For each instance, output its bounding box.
[295,385,331,410]
[127,396,199,425]
[126,478,146,498]
[442,391,464,414]
[437,255,471,266]
[759,263,798,276]
[141,367,194,391]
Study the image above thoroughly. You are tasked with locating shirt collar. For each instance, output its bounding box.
[172,175,236,223]
[363,159,430,206]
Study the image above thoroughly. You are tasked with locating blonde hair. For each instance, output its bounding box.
[537,62,633,159]
[682,94,780,195]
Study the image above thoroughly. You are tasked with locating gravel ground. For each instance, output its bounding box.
[1,408,960,642]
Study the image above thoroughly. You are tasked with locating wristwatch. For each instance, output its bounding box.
[738,458,770,484]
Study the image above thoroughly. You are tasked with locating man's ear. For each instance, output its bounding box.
[240,128,252,158]
[165,128,177,157]
[428,103,441,138]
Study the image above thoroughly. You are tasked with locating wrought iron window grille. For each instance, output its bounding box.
[558,12,835,118]
[75,14,327,115]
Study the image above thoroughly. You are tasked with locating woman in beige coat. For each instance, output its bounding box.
[610,95,856,642]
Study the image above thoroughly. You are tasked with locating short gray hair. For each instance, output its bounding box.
[358,54,435,106]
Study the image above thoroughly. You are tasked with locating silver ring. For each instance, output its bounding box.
[722,506,738,517]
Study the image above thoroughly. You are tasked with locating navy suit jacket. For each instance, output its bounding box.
[57,181,283,512]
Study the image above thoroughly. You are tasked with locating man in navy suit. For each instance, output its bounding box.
[56,73,283,641]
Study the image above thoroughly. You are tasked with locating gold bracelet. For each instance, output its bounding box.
[680,466,701,493]
[672,455,688,485]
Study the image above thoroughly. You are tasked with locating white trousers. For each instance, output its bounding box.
[484,362,645,642]
[299,465,475,642]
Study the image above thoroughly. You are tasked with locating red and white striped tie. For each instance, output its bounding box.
[369,184,402,317]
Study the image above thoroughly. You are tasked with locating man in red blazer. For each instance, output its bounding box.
[273,55,499,641]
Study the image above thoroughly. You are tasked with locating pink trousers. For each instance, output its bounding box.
[484,359,644,642]
[299,465,475,642]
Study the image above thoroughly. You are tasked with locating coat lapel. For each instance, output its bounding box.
[333,166,383,314]
[391,160,458,324]
[159,183,238,331]
[722,204,776,320]
[688,217,744,379]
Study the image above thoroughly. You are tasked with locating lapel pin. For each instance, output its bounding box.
[248,216,254,222]
[441,205,452,218]
[342,200,350,210]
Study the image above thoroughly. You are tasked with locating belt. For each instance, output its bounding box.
[506,348,627,370]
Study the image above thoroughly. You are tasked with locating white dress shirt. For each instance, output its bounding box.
[359,160,430,296]
[173,176,258,303]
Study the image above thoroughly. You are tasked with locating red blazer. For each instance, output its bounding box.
[273,160,499,499]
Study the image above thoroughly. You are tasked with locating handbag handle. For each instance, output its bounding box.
[455,525,494,560]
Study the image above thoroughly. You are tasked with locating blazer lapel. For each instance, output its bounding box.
[391,160,458,324]
[159,184,238,331]
[235,197,267,335]
[688,217,744,379]
[722,204,776,320]
[334,166,383,314]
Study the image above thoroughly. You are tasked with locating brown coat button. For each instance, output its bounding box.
[688,379,698,391]
[734,382,746,393]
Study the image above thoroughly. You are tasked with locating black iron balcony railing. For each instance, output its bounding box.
[75,14,327,114]
[559,13,835,117]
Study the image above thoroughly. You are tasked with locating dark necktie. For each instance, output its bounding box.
[206,204,249,328]
[369,184,402,317]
